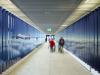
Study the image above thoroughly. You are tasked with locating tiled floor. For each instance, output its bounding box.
[8,43,92,75]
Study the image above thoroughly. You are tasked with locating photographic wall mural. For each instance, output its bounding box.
[0,7,45,73]
[55,7,100,73]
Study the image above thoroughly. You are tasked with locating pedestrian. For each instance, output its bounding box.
[58,37,65,53]
[45,37,47,42]
[49,39,55,52]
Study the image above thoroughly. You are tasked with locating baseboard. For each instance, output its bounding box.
[2,44,43,75]
[64,48,100,75]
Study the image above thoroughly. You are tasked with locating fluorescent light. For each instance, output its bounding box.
[58,0,100,33]
[61,25,67,26]
[84,0,100,3]
[0,0,44,33]
[64,0,100,25]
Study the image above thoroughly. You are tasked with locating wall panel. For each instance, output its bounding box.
[56,7,100,73]
[0,7,45,74]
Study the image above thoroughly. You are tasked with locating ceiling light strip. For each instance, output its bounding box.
[0,0,44,33]
[56,0,100,34]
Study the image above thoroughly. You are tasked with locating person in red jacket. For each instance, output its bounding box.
[49,39,55,52]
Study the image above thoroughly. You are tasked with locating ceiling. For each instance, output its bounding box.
[10,0,82,34]
[0,0,100,34]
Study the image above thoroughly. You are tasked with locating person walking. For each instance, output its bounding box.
[58,37,65,53]
[49,39,55,52]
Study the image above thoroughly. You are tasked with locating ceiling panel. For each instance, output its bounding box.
[10,0,82,34]
[1,0,100,34]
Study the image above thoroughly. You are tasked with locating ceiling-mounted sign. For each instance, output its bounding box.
[47,28,52,32]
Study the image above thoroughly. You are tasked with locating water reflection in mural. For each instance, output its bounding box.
[56,7,100,72]
[0,7,45,73]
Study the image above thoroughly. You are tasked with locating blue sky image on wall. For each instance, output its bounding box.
[56,7,100,73]
[0,7,45,73]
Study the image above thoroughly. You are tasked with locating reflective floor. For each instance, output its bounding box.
[8,43,92,75]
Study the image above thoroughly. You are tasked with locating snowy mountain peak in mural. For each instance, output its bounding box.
[16,34,30,39]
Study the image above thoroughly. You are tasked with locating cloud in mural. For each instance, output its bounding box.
[0,46,21,60]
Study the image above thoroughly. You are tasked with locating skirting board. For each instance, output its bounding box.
[1,44,43,75]
[64,48,100,75]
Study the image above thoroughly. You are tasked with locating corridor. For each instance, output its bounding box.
[5,43,92,75]
[0,0,100,75]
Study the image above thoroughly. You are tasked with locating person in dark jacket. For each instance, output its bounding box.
[45,37,47,42]
[58,37,65,53]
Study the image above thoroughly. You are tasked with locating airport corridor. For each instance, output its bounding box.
[6,43,92,75]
